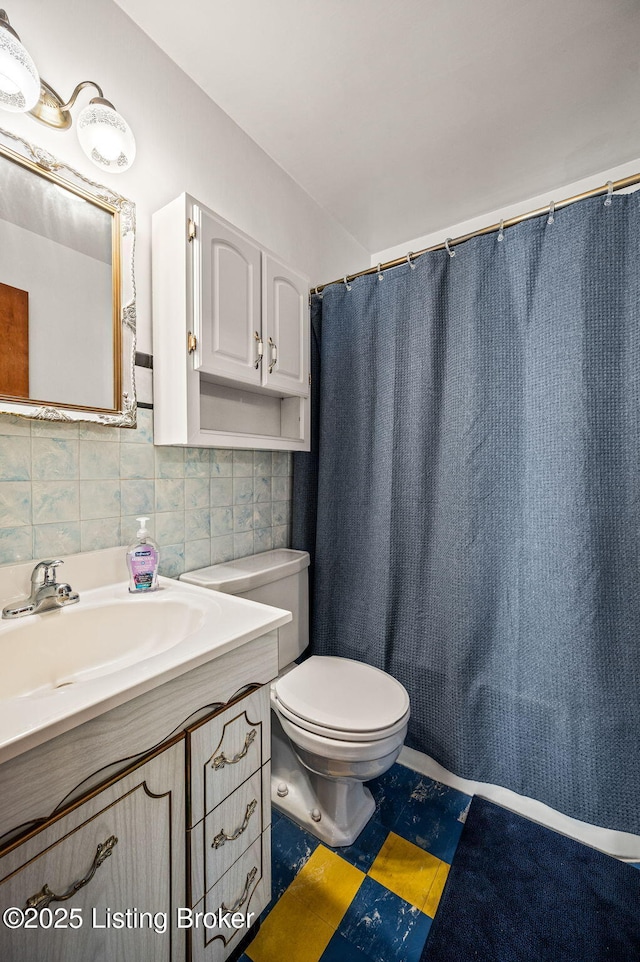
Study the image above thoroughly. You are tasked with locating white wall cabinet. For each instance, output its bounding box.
[153,194,310,450]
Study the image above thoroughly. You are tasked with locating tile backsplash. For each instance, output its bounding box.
[0,409,292,577]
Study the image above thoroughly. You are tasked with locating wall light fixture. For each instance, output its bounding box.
[0,8,136,173]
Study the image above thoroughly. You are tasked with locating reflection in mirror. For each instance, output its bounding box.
[0,127,136,427]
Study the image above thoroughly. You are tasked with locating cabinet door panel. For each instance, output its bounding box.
[0,742,185,962]
[195,207,261,385]
[263,254,309,396]
[191,830,270,962]
[189,687,271,828]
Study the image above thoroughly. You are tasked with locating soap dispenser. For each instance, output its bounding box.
[127,517,159,592]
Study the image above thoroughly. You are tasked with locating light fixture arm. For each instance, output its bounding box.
[59,80,107,112]
[0,8,20,41]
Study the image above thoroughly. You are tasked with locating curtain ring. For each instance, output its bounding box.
[547,201,555,225]
[377,263,384,281]
[407,252,417,270]
[444,238,456,258]
[604,181,613,207]
[343,275,352,292]
[497,218,504,242]
[314,286,323,298]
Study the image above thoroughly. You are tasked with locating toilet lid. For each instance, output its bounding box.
[274,656,410,734]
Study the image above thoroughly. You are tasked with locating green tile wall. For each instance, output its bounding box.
[0,410,292,577]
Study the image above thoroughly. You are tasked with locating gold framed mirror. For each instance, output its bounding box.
[0,126,136,427]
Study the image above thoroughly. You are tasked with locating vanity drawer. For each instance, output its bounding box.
[189,687,270,827]
[190,765,270,908]
[191,829,271,962]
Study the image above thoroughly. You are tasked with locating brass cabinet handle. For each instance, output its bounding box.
[25,835,118,910]
[211,799,258,849]
[253,331,263,370]
[220,867,257,914]
[211,729,257,770]
[268,337,278,374]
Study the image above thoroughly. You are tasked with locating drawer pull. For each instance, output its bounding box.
[25,835,118,910]
[212,799,258,849]
[268,337,278,374]
[211,729,257,770]
[221,866,257,914]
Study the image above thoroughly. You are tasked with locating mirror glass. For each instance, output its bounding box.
[0,127,136,427]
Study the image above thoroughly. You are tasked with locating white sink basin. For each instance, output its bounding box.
[0,596,206,699]
[0,553,291,765]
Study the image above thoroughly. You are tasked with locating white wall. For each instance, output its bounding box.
[2,0,369,356]
[371,157,640,267]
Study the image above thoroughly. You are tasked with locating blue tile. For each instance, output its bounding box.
[320,931,374,962]
[328,818,389,874]
[337,876,432,962]
[392,806,465,865]
[406,778,471,821]
[368,763,423,828]
[390,778,470,864]
[270,812,320,902]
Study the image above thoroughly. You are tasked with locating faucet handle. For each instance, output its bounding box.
[31,559,63,586]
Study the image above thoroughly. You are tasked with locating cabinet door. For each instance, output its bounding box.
[194,206,262,386]
[262,254,309,396]
[0,741,185,962]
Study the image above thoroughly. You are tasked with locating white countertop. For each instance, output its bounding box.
[0,549,290,765]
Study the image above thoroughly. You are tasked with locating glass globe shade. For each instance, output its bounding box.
[0,25,40,112]
[77,101,136,173]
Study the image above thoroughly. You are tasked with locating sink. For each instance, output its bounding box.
[0,596,206,699]
[0,547,292,766]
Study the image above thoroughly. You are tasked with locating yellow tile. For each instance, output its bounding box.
[368,831,448,913]
[423,858,450,918]
[286,844,365,928]
[246,890,334,962]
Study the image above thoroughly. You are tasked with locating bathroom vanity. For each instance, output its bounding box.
[0,548,288,962]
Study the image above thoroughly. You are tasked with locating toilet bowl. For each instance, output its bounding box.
[270,655,409,844]
[180,550,411,846]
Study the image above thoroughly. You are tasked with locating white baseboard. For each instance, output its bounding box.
[398,745,640,863]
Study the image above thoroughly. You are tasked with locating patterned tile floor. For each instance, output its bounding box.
[240,763,472,962]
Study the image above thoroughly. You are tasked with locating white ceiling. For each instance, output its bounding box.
[116,0,640,254]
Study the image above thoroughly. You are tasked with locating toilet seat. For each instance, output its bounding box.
[273,655,410,743]
[277,710,409,763]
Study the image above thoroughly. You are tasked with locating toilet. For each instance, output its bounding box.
[180,549,410,846]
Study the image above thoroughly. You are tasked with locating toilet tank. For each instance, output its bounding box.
[179,549,310,668]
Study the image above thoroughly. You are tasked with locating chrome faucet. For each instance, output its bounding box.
[2,560,80,619]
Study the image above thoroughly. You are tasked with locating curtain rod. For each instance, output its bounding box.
[312,172,640,295]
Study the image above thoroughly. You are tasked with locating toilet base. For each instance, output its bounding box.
[271,767,375,847]
[271,710,377,846]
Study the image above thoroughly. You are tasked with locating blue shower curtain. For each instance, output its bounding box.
[293,192,640,835]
